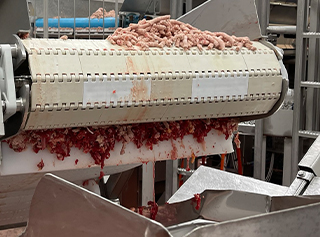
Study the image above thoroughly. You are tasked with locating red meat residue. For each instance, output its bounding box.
[147,201,159,220]
[37,159,44,170]
[98,171,105,180]
[75,159,79,165]
[133,201,159,220]
[192,193,201,210]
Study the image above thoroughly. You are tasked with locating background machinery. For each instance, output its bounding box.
[3,0,320,236]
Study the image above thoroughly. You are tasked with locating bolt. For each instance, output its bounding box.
[298,171,305,177]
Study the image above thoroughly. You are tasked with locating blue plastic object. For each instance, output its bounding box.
[35,17,117,28]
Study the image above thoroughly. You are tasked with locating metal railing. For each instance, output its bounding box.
[35,0,120,39]
[292,0,320,181]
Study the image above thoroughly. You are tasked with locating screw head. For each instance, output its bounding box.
[298,171,305,177]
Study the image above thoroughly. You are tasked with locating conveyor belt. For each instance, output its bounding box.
[22,38,284,130]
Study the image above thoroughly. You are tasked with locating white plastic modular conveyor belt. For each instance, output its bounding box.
[22,39,284,130]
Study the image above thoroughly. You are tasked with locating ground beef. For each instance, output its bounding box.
[5,118,238,168]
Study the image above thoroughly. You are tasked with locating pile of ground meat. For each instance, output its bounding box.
[107,15,256,51]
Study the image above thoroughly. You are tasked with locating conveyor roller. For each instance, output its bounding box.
[21,38,286,130]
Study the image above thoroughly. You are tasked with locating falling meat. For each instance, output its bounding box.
[107,15,257,51]
[5,118,238,169]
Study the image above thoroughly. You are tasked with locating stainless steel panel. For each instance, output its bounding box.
[22,174,320,236]
[120,0,152,13]
[269,1,297,25]
[270,195,320,211]
[263,109,293,136]
[168,166,288,204]
[0,0,30,44]
[167,219,216,237]
[298,135,320,175]
[185,201,320,237]
[0,163,140,227]
[304,177,320,195]
[22,174,170,237]
[177,0,261,40]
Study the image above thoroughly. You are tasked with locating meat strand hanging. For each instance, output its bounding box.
[5,118,238,169]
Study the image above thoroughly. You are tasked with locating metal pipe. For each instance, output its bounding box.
[253,119,264,180]
[58,0,60,38]
[115,0,118,29]
[267,25,296,35]
[283,137,292,186]
[16,97,23,112]
[43,0,49,38]
[305,0,319,131]
[0,45,18,57]
[255,0,270,36]
[89,0,91,39]
[165,160,178,202]
[141,162,153,206]
[74,0,76,39]
[253,0,270,180]
[292,0,309,182]
[312,0,320,131]
[170,0,183,19]
[186,0,192,12]
[170,0,178,19]
[103,0,105,39]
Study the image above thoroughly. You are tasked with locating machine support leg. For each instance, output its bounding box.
[254,119,266,180]
[283,137,292,186]
[141,162,153,206]
[165,160,178,202]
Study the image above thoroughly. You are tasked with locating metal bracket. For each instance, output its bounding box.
[297,170,315,182]
[0,45,17,123]
[0,82,30,141]
[285,171,315,196]
[12,35,27,70]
